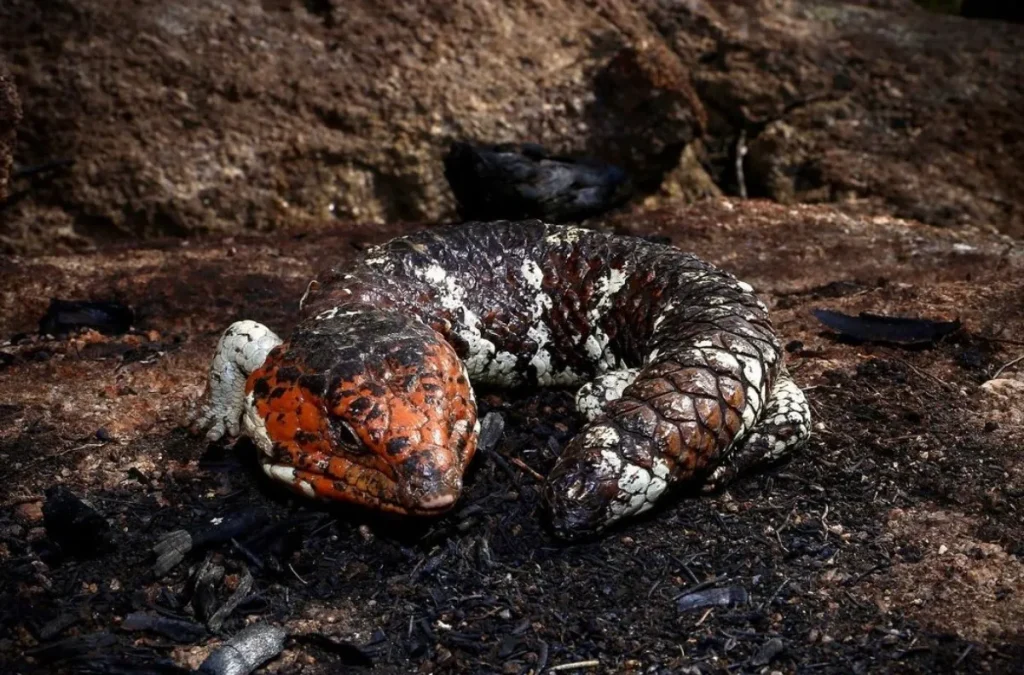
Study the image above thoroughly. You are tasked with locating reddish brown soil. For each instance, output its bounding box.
[1,200,1022,674]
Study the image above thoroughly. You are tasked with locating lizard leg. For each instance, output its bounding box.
[702,370,811,493]
[188,320,283,441]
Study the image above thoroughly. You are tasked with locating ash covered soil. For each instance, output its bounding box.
[1,199,1022,674]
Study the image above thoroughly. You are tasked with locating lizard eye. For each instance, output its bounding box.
[330,418,367,453]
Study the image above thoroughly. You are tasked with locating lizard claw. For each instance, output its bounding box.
[186,391,231,441]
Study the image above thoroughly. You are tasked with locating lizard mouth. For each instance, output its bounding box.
[258,454,463,517]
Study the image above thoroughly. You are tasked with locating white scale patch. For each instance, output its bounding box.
[575,368,640,422]
[486,350,518,381]
[421,263,448,285]
[529,349,553,384]
[612,462,652,517]
[261,462,316,498]
[644,457,670,507]
[652,301,676,331]
[706,464,729,484]
[609,455,674,518]
[618,465,650,496]
[587,425,621,449]
[703,347,741,373]
[452,419,471,440]
[576,266,630,375]
[521,259,561,384]
[544,226,587,245]
[299,279,318,310]
[315,307,364,321]
[412,263,502,380]
[597,447,623,476]
[364,249,386,266]
[521,259,544,290]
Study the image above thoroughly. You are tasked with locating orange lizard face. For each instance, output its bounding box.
[244,312,477,516]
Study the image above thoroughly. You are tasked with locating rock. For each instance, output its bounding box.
[979,378,1024,426]
[13,500,43,525]
[5,1,1021,253]
[0,58,21,201]
[647,0,1024,233]
[0,0,702,253]
[584,42,707,191]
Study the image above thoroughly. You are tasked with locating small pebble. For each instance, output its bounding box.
[14,501,43,525]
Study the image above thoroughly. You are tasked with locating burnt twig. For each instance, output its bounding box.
[153,510,269,577]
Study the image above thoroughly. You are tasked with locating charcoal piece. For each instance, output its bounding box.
[676,586,749,612]
[206,566,253,632]
[444,141,631,223]
[121,612,207,643]
[42,486,114,558]
[812,309,961,346]
[192,556,226,624]
[153,510,269,577]
[38,299,134,336]
[197,624,287,675]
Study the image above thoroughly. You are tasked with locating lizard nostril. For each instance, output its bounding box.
[399,453,463,512]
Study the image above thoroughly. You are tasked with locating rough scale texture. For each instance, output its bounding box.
[191,221,810,535]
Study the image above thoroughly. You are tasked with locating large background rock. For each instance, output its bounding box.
[0,59,20,201]
[649,1,1024,232]
[0,0,1022,251]
[0,0,703,253]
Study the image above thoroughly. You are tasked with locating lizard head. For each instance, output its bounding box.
[244,309,477,516]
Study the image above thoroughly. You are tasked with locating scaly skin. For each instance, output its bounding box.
[189,221,811,537]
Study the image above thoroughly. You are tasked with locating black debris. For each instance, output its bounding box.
[961,1,1024,23]
[153,510,270,577]
[206,565,254,632]
[750,637,785,667]
[25,632,118,665]
[42,486,115,558]
[443,141,632,223]
[290,633,376,667]
[38,299,135,336]
[121,612,207,643]
[192,556,226,625]
[812,309,961,346]
[36,612,81,641]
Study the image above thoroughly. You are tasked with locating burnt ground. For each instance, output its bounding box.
[0,199,1022,674]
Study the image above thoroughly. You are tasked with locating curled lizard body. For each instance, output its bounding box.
[190,221,811,536]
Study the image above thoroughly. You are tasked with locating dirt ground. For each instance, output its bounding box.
[1,199,1022,674]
